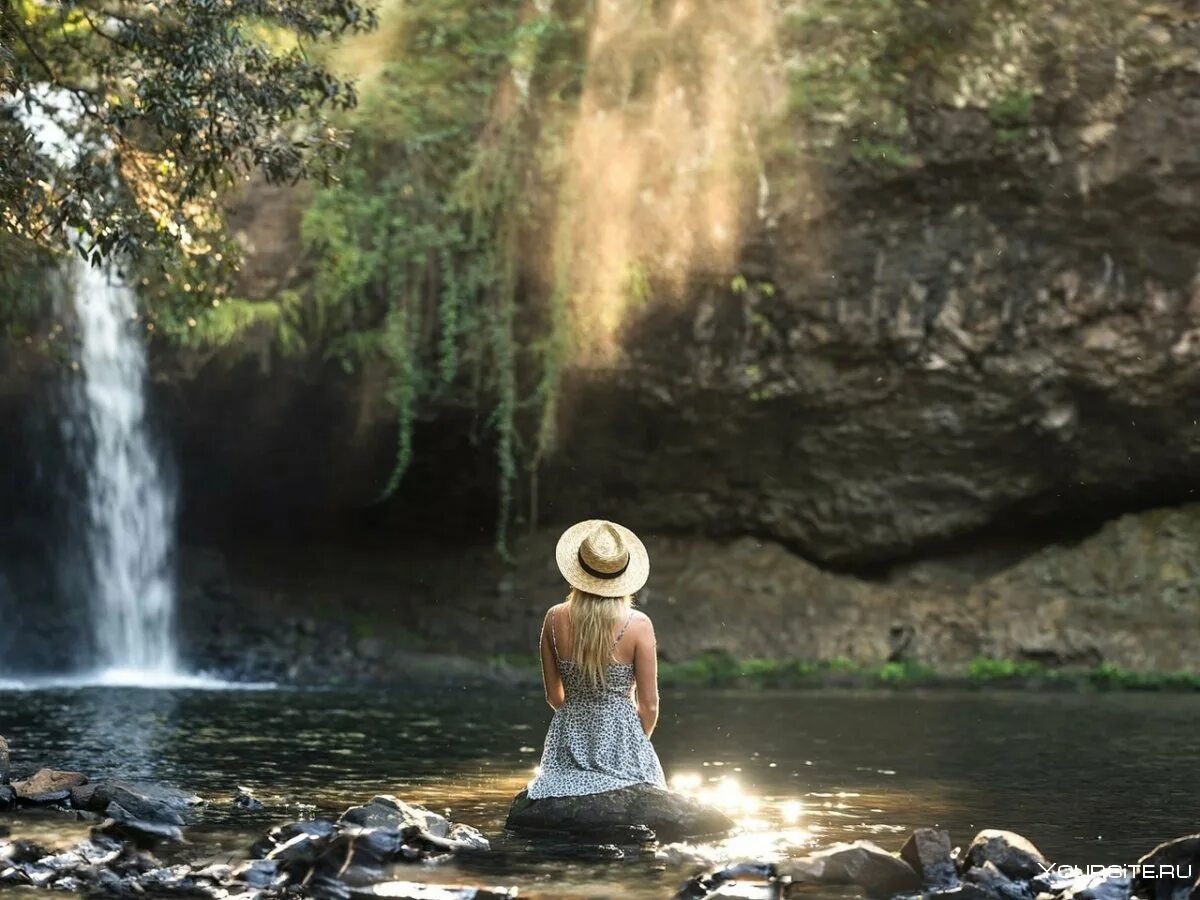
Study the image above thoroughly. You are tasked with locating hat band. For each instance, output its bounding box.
[578,549,630,580]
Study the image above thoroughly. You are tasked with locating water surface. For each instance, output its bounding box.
[1,686,1196,899]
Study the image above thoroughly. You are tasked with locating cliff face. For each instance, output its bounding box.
[536,39,1200,564]
[154,4,1200,568]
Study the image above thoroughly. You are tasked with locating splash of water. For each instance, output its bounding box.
[67,260,180,679]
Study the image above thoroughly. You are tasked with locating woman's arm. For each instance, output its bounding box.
[540,608,565,710]
[632,614,659,737]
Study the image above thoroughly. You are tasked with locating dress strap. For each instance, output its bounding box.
[612,611,635,649]
[548,609,560,662]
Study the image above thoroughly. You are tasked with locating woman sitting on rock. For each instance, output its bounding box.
[525,519,667,799]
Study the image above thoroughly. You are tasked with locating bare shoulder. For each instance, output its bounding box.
[629,608,655,636]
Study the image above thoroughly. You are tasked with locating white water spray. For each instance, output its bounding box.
[67,261,180,680]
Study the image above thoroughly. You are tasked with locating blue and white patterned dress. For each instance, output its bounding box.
[526,611,667,799]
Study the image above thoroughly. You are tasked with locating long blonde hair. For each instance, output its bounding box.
[567,588,632,688]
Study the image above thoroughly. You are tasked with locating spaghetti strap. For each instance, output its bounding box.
[612,611,635,649]
[548,609,560,662]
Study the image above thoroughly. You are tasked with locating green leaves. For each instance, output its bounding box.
[0,0,377,258]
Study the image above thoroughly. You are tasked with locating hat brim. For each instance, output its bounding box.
[555,520,650,598]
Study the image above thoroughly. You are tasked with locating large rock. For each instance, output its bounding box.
[964,860,1035,900]
[964,830,1051,881]
[1134,834,1200,900]
[340,795,451,837]
[781,840,922,898]
[84,781,202,825]
[11,769,87,804]
[900,827,959,889]
[504,786,734,842]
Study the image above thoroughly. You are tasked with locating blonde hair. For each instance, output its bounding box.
[566,587,632,688]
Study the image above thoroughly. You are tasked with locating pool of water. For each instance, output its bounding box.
[1,686,1197,899]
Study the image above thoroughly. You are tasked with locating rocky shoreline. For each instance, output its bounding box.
[3,736,1199,900]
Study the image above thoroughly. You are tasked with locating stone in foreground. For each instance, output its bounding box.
[901,827,959,890]
[504,785,734,842]
[781,840,921,898]
[341,795,452,837]
[964,829,1051,881]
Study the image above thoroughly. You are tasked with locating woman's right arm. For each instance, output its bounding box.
[633,614,660,737]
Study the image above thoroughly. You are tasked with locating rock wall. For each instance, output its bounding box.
[183,502,1200,675]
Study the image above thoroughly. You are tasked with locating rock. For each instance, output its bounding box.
[0,785,14,811]
[233,858,281,889]
[250,818,338,859]
[69,783,98,809]
[11,769,87,804]
[86,780,201,825]
[0,735,8,784]
[504,785,734,842]
[782,840,922,898]
[964,860,1036,900]
[96,803,185,845]
[447,823,490,852]
[676,863,781,900]
[345,883,517,899]
[1062,872,1132,900]
[341,795,450,837]
[1134,834,1200,900]
[965,830,1051,881]
[234,786,265,812]
[901,827,960,889]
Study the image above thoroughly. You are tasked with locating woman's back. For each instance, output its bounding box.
[526,520,665,800]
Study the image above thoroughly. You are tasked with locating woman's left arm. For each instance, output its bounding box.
[540,609,565,710]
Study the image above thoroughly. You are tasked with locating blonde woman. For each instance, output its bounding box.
[525,520,666,799]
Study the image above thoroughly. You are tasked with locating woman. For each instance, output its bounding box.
[525,519,667,799]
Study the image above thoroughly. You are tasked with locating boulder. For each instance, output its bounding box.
[901,827,959,889]
[96,803,184,845]
[782,840,922,898]
[964,860,1035,900]
[11,769,87,804]
[85,781,201,825]
[1134,834,1200,900]
[340,795,450,837]
[964,830,1051,881]
[447,823,491,852]
[0,735,8,784]
[504,786,733,842]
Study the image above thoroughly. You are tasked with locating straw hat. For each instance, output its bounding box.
[555,519,650,598]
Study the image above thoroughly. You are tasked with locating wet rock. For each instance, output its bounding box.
[87,780,201,825]
[341,794,450,837]
[96,803,185,845]
[1033,866,1085,894]
[0,786,14,810]
[675,862,784,900]
[447,822,490,852]
[234,857,282,889]
[504,785,733,842]
[11,769,87,804]
[1134,834,1200,900]
[69,783,98,809]
[250,818,339,859]
[235,786,265,812]
[965,830,1051,881]
[0,735,8,784]
[782,840,921,898]
[964,860,1036,900]
[902,828,959,889]
[1062,872,1132,900]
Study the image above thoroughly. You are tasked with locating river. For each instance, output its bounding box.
[1,686,1197,898]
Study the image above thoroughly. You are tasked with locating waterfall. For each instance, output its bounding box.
[66,260,180,680]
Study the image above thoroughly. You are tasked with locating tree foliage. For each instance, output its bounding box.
[0,0,376,260]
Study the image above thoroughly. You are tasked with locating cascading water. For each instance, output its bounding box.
[66,260,180,681]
